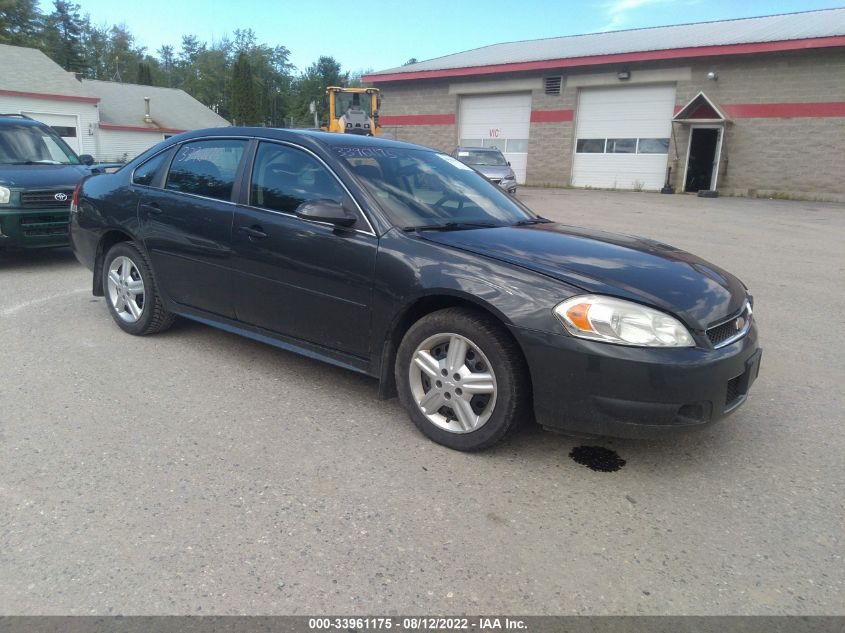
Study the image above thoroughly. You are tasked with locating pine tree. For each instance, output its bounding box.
[43,0,86,73]
[0,0,42,47]
[230,51,259,126]
[137,61,152,85]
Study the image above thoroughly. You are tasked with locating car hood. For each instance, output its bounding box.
[419,223,747,329]
[471,165,514,180]
[0,164,91,188]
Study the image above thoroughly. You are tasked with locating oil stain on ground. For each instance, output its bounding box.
[569,445,626,472]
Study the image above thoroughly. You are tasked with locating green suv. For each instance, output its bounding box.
[0,114,96,249]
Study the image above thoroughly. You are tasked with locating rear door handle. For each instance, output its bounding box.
[140,202,162,215]
[236,225,268,240]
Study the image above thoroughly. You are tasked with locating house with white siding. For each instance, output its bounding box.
[82,80,230,162]
[0,43,229,163]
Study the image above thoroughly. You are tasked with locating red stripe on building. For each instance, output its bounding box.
[531,109,574,123]
[379,114,456,126]
[363,36,845,83]
[99,123,187,134]
[0,89,99,103]
[722,102,845,118]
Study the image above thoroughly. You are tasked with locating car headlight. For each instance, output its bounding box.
[554,294,695,347]
[0,186,10,204]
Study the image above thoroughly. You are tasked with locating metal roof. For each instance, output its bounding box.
[0,44,92,98]
[82,80,230,131]
[368,8,845,77]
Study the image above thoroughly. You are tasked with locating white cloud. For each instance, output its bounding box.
[600,0,673,31]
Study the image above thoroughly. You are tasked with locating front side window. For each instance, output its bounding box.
[334,146,534,229]
[0,123,81,165]
[250,142,343,214]
[132,151,169,187]
[165,139,246,201]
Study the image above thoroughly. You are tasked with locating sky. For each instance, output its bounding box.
[39,0,845,73]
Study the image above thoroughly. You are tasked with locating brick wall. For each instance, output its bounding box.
[372,47,845,197]
[378,81,457,151]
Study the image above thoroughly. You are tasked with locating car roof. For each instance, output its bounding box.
[174,126,433,153]
[0,115,50,128]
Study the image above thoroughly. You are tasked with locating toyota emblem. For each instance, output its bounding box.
[54,192,68,201]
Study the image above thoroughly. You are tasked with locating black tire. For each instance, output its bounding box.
[395,307,529,451]
[102,240,175,336]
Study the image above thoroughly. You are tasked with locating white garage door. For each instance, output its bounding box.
[459,93,531,184]
[571,85,675,190]
[23,112,81,154]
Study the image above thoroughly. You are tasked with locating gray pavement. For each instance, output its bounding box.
[0,189,843,615]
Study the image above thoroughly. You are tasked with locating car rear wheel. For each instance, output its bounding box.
[396,307,529,451]
[103,241,174,335]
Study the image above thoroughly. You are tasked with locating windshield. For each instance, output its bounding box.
[0,123,81,165]
[335,92,373,117]
[334,146,535,229]
[455,149,508,167]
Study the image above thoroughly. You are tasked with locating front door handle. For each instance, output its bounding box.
[140,202,162,215]
[236,225,268,240]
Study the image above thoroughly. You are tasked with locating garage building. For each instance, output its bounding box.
[363,8,845,200]
[0,44,229,162]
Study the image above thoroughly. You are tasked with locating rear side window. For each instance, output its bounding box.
[165,139,246,201]
[132,151,169,187]
[250,142,343,214]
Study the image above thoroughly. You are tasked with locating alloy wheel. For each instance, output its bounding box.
[408,332,498,434]
[106,256,145,323]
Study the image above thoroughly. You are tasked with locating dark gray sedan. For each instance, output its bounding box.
[452,147,517,194]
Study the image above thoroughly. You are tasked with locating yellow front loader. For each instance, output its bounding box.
[322,87,381,136]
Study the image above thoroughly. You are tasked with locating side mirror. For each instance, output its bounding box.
[507,161,511,166]
[79,154,95,165]
[295,199,356,227]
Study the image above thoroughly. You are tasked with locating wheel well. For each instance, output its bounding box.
[377,295,531,401]
[92,230,133,296]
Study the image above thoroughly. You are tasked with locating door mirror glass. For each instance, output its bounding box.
[295,199,356,227]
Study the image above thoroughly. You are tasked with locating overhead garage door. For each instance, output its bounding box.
[571,85,675,190]
[23,112,81,154]
[459,93,531,184]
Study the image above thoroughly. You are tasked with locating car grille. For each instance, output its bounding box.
[19,213,69,237]
[706,303,752,348]
[20,190,73,208]
[725,375,743,408]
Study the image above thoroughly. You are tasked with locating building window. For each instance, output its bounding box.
[606,138,637,153]
[505,139,529,153]
[576,137,670,154]
[50,125,77,137]
[576,139,605,153]
[637,138,670,154]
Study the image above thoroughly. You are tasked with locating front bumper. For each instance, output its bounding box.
[0,207,70,248]
[514,323,761,438]
[495,180,517,195]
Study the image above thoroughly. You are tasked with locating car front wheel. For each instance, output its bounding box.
[396,307,529,451]
[102,241,174,336]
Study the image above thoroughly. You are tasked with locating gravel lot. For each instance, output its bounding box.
[1,189,843,615]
